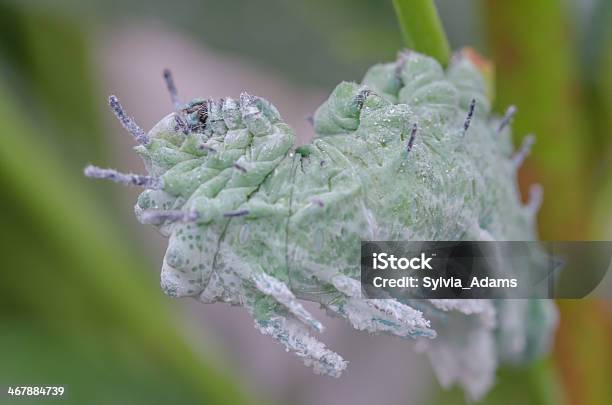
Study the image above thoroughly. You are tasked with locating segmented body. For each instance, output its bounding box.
[88,50,557,399]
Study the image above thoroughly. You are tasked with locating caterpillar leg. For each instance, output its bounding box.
[326,274,436,339]
[247,295,346,377]
[255,316,346,377]
[252,272,324,333]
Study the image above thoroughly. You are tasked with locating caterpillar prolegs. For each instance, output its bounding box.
[86,49,557,399]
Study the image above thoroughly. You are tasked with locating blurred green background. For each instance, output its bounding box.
[0,0,610,404]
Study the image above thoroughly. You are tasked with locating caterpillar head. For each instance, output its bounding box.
[116,75,294,300]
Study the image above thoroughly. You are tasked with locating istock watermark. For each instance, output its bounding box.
[361,241,612,299]
[372,252,434,270]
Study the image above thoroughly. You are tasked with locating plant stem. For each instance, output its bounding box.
[482,0,587,240]
[392,0,451,65]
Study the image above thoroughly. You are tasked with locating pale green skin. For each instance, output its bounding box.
[124,51,556,395]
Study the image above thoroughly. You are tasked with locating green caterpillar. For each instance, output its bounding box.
[85,50,557,400]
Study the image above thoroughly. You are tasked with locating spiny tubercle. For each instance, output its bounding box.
[84,165,163,189]
[463,98,476,135]
[407,123,418,153]
[512,134,535,168]
[163,68,181,110]
[108,95,150,145]
[498,105,517,133]
[233,163,248,173]
[140,209,199,224]
[223,209,250,218]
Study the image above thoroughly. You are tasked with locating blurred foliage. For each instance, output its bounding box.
[555,300,612,405]
[481,1,612,405]
[432,358,562,405]
[584,0,612,240]
[0,4,105,168]
[6,0,484,87]
[0,0,610,404]
[483,0,588,240]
